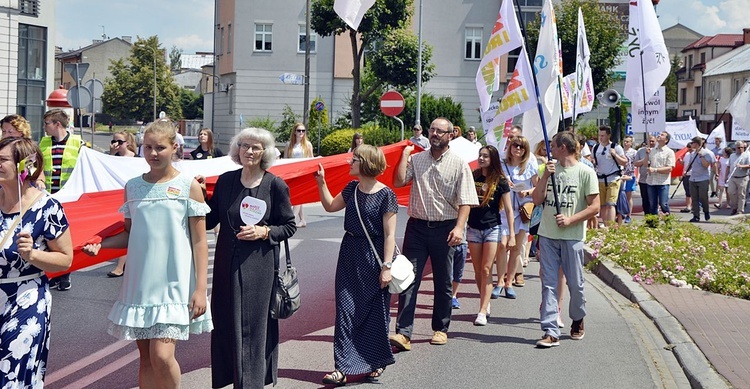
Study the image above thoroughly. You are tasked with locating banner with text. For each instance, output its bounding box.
[732,120,750,140]
[658,118,698,149]
[631,86,665,133]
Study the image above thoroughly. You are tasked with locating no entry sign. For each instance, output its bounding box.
[380,91,405,117]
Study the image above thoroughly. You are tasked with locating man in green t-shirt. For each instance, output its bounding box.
[531,131,599,348]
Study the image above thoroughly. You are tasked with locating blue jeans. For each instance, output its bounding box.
[452,243,467,283]
[538,237,586,338]
[647,184,670,215]
[396,218,455,338]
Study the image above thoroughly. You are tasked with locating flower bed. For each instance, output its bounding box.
[587,216,750,300]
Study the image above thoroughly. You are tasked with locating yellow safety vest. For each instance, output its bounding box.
[40,133,83,192]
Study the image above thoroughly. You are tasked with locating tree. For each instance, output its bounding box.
[311,0,433,128]
[526,0,624,99]
[169,45,183,73]
[102,36,183,121]
[664,54,681,121]
[180,89,203,119]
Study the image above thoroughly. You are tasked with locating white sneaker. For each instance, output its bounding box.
[557,315,565,328]
[486,304,491,317]
[474,313,487,326]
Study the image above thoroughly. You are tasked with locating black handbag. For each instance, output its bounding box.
[270,239,300,320]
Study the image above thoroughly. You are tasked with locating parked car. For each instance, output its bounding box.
[182,136,200,159]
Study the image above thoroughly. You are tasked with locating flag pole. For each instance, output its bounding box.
[556,74,565,131]
[639,51,649,142]
[513,0,560,214]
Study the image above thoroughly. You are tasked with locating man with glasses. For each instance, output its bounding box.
[39,109,86,291]
[727,141,750,215]
[634,136,656,215]
[591,126,626,225]
[390,117,478,349]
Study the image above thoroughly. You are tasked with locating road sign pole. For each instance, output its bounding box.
[394,116,404,141]
[76,63,83,137]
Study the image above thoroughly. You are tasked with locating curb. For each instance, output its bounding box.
[583,247,731,389]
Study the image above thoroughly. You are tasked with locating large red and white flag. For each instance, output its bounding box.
[475,0,524,112]
[623,0,670,110]
[334,0,376,30]
[573,7,594,115]
[522,0,561,153]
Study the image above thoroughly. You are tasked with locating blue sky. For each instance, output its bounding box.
[55,1,749,54]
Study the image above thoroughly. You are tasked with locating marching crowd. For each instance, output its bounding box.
[0,108,748,388]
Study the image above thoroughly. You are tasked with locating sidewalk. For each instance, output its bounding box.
[590,183,749,388]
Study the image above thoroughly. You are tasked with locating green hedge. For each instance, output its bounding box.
[320,125,403,156]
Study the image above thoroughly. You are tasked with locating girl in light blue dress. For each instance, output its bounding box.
[83,120,211,388]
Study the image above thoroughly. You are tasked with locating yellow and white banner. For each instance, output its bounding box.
[475,0,524,112]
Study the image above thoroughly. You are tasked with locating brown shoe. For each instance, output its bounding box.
[535,334,560,348]
[389,333,411,351]
[513,273,525,287]
[430,331,448,345]
[570,319,585,340]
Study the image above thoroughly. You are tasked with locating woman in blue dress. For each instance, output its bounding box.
[83,120,212,388]
[315,144,398,385]
[0,137,73,387]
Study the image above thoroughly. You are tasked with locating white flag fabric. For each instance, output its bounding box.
[623,0,670,110]
[727,80,750,131]
[522,0,561,155]
[475,0,524,112]
[574,7,594,115]
[562,73,575,119]
[333,0,376,30]
[494,46,537,125]
[706,123,727,149]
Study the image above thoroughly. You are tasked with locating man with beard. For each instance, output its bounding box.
[390,117,478,349]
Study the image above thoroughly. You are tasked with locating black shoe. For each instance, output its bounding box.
[680,208,691,213]
[689,217,700,223]
[710,192,717,198]
[57,274,71,291]
[48,277,59,289]
[705,214,711,221]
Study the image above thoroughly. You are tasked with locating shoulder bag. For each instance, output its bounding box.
[270,239,301,320]
[354,185,415,294]
[504,162,534,223]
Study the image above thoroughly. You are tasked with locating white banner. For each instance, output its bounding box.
[494,46,537,125]
[631,86,665,133]
[623,0,670,110]
[562,73,574,119]
[482,102,501,147]
[655,118,698,149]
[732,120,750,140]
[574,7,594,114]
[475,0,524,112]
[727,80,750,132]
[333,0,376,30]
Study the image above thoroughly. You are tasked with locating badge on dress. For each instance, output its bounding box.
[166,186,181,199]
[196,153,203,159]
[239,196,267,225]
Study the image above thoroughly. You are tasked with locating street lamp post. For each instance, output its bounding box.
[153,48,158,121]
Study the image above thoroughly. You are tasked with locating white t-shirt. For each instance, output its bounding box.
[592,142,624,181]
[175,132,185,146]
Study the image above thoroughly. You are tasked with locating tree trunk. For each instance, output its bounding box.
[349,29,361,128]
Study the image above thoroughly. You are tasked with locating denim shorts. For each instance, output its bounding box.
[466,225,501,243]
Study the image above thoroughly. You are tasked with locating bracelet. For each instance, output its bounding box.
[263,226,270,240]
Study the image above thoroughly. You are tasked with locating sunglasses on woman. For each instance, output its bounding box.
[111,139,125,145]
[296,129,306,133]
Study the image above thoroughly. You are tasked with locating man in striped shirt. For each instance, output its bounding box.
[40,109,85,290]
[390,117,478,349]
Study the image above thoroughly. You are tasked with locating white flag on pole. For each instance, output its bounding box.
[623,0,670,110]
[475,0,524,112]
[522,0,561,154]
[706,123,727,149]
[333,0,376,30]
[493,46,537,125]
[574,7,594,114]
[727,80,750,132]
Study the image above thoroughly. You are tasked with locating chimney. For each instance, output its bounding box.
[744,28,750,45]
[121,36,132,43]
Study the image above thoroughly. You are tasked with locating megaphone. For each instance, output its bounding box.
[597,89,621,108]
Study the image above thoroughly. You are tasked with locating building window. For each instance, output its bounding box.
[734,79,741,95]
[17,24,46,138]
[700,52,705,64]
[298,25,317,53]
[227,24,232,54]
[680,88,686,105]
[694,86,701,104]
[465,27,483,60]
[219,27,224,56]
[255,23,272,52]
[20,0,39,16]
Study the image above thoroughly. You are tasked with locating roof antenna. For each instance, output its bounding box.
[100,25,108,40]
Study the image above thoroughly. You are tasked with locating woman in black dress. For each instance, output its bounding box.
[205,127,296,388]
[315,144,398,385]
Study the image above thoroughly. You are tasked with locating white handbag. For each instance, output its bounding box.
[354,186,415,294]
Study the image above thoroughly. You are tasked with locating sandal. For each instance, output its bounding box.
[322,370,347,385]
[367,367,385,379]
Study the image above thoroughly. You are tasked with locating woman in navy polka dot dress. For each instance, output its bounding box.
[315,144,398,385]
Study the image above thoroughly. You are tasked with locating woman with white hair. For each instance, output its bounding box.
[204,127,297,388]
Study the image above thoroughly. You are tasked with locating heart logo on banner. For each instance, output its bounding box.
[239,196,267,226]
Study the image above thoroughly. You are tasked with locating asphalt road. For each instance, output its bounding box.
[43,203,690,388]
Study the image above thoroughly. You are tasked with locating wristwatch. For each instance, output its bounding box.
[383,262,393,269]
